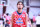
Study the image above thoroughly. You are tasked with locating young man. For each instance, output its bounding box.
[11,1,28,27]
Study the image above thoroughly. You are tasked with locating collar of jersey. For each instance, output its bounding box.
[16,11,23,15]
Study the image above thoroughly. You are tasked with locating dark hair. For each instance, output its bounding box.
[17,1,24,6]
[6,20,9,22]
[6,13,9,16]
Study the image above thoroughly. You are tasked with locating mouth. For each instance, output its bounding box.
[18,8,21,9]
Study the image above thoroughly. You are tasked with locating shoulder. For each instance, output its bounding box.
[23,11,28,16]
[12,11,16,15]
[11,11,17,17]
[23,11,26,14]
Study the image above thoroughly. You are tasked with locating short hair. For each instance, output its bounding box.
[6,20,9,22]
[6,13,9,16]
[17,1,24,6]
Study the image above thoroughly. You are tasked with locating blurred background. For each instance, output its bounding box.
[0,0,40,27]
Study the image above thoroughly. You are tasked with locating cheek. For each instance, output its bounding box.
[17,5,19,8]
[21,5,23,8]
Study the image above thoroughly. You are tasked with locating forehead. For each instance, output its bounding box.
[18,2,23,4]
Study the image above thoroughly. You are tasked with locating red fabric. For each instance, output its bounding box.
[12,11,27,27]
[33,16,35,22]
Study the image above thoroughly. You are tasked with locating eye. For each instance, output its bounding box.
[18,4,20,5]
[18,4,23,5]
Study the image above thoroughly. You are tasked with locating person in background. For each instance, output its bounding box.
[33,15,35,23]
[3,13,11,27]
[6,13,11,27]
[32,15,36,27]
[5,20,9,27]
[3,14,6,25]
[36,13,40,27]
[27,18,31,27]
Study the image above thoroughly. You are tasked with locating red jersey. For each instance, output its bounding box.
[12,11,27,27]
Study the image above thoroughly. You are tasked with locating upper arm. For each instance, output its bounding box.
[11,13,14,23]
[11,13,15,27]
[25,13,28,27]
[25,13,28,21]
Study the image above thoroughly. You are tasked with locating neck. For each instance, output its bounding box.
[18,9,22,13]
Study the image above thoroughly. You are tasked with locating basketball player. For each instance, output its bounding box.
[11,1,28,27]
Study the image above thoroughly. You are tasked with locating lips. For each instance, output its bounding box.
[18,8,21,9]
